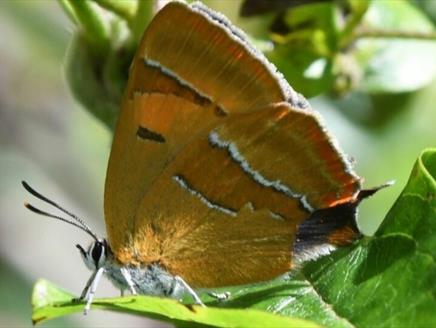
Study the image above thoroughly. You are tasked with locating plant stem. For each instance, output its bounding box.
[67,0,109,58]
[92,0,136,25]
[131,0,154,43]
[59,0,78,25]
[354,29,436,41]
[342,28,436,49]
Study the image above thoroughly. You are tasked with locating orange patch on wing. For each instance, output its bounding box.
[327,225,359,247]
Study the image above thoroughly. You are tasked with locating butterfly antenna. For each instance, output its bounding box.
[22,181,99,241]
[24,202,98,241]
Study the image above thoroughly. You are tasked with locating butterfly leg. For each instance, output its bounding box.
[73,269,97,303]
[83,267,105,315]
[174,276,205,307]
[120,267,137,295]
[208,291,231,301]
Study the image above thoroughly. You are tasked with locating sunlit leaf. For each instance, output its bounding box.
[31,280,318,327]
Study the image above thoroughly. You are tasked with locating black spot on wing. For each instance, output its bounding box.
[136,126,165,143]
[294,201,360,252]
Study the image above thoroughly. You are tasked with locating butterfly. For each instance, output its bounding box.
[23,1,390,314]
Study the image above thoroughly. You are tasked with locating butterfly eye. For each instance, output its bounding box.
[91,242,105,267]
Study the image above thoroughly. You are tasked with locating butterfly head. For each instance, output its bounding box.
[76,239,109,271]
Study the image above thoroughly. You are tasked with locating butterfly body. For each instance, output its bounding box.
[102,259,181,298]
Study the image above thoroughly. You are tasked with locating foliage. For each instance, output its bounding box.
[28,0,436,326]
[243,0,436,97]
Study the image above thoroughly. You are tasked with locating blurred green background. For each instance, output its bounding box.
[0,0,435,327]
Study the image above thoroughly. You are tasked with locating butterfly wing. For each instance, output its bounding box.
[104,1,361,287]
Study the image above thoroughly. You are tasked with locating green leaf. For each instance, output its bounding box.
[65,35,131,130]
[31,279,318,327]
[268,47,334,98]
[354,0,436,93]
[338,0,372,48]
[267,2,337,97]
[376,149,436,257]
